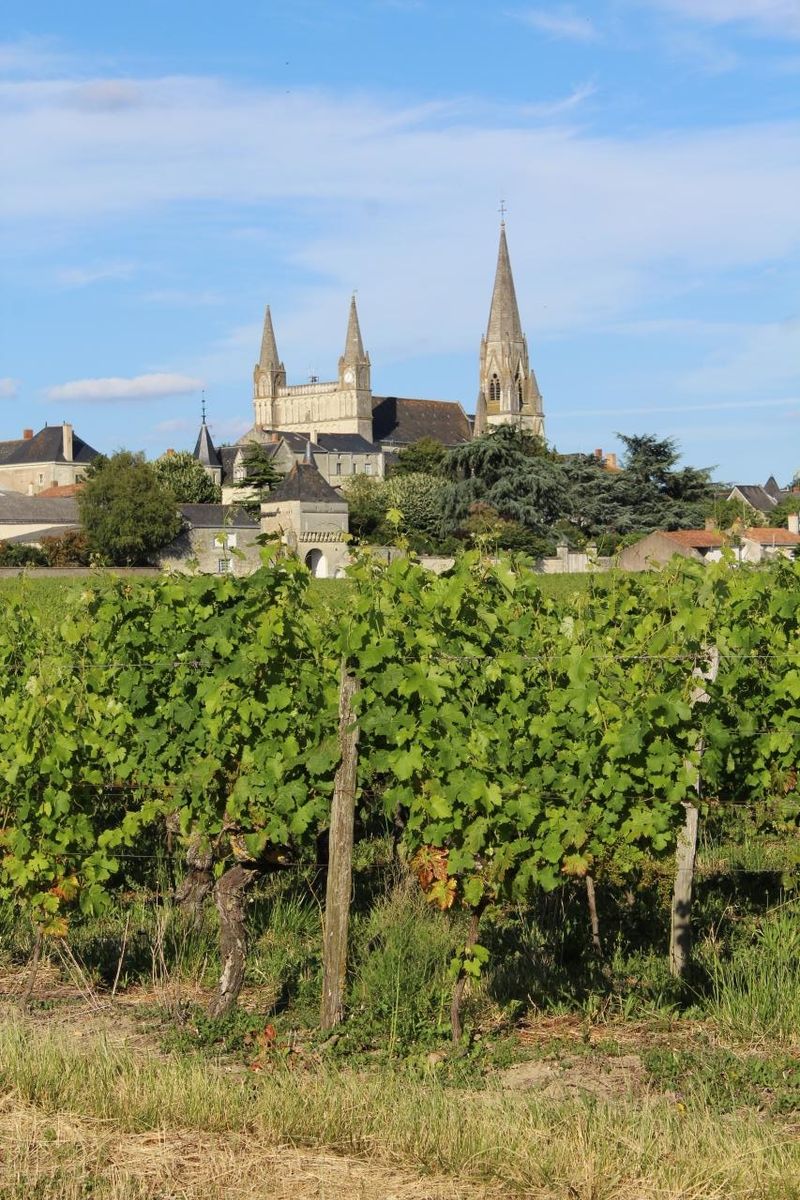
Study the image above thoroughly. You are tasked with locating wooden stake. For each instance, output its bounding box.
[320,661,360,1030]
[586,874,602,955]
[670,646,719,978]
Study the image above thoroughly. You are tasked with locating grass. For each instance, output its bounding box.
[707,909,800,1044]
[4,1015,800,1199]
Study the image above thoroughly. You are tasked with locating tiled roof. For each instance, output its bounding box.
[663,530,725,548]
[37,483,85,497]
[178,504,258,529]
[371,396,472,446]
[0,426,99,466]
[744,527,800,545]
[267,463,346,505]
[0,492,79,524]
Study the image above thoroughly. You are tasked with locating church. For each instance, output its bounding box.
[195,223,545,493]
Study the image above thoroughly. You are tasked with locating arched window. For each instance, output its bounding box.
[489,374,501,405]
[516,375,525,409]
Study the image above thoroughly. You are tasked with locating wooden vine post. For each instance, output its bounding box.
[320,660,360,1030]
[670,645,720,978]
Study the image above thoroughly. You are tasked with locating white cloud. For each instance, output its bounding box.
[154,418,195,433]
[682,318,800,394]
[511,6,600,41]
[56,261,137,288]
[0,378,18,399]
[0,38,65,77]
[45,373,203,403]
[643,0,800,37]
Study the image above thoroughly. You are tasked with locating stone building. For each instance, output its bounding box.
[159,505,262,575]
[0,424,100,496]
[260,460,350,578]
[233,222,540,463]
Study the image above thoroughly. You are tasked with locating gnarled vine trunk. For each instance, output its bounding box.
[207,863,260,1019]
[174,836,214,928]
[451,904,484,1045]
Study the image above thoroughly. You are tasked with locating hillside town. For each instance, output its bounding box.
[1,226,797,577]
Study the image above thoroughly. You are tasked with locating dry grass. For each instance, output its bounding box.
[2,1014,800,1199]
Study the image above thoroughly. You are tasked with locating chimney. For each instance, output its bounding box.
[788,513,799,535]
[270,431,280,443]
[166,447,175,456]
[594,448,602,459]
[705,517,716,531]
[22,428,33,440]
[606,453,618,469]
[62,423,73,462]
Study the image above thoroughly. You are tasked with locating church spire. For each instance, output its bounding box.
[343,294,366,363]
[259,305,281,370]
[476,222,545,439]
[486,224,524,345]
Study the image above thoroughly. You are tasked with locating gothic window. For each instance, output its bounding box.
[489,374,501,405]
[517,375,524,409]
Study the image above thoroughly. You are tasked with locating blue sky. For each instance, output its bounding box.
[1,1,799,482]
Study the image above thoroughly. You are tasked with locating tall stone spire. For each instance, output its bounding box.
[253,306,286,428]
[486,224,524,345]
[259,305,281,370]
[338,295,371,433]
[476,223,544,439]
[342,294,366,364]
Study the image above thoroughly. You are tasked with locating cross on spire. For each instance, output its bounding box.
[201,390,207,423]
[499,199,507,224]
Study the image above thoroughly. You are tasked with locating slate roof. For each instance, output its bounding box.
[315,433,378,454]
[193,421,221,468]
[0,492,79,524]
[371,396,471,447]
[728,483,788,512]
[267,463,346,505]
[178,504,258,529]
[0,426,99,465]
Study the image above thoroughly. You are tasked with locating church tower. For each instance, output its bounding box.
[337,295,373,441]
[477,223,544,438]
[253,306,286,428]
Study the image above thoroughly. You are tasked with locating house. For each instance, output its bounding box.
[619,520,800,571]
[726,476,788,516]
[158,505,262,575]
[0,424,100,496]
[0,490,80,545]
[260,460,350,579]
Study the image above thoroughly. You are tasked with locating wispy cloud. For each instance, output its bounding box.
[682,318,800,394]
[0,37,66,77]
[642,0,800,38]
[56,261,137,288]
[143,288,224,306]
[510,6,600,41]
[0,378,19,399]
[45,373,203,403]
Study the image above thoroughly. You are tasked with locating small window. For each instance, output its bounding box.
[365,462,373,476]
[234,464,246,482]
[226,533,237,550]
[38,473,44,485]
[334,458,341,476]
[218,558,232,574]
[517,376,524,407]
[489,374,500,405]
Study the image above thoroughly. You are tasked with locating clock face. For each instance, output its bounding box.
[343,368,355,385]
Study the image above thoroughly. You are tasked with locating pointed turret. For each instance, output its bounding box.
[192,410,222,486]
[338,295,372,440]
[486,224,524,345]
[253,306,286,428]
[473,389,488,438]
[343,294,366,363]
[476,223,544,439]
[258,305,281,370]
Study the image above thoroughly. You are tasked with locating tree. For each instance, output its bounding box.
[40,530,91,567]
[440,426,567,540]
[153,451,220,503]
[341,475,388,543]
[383,473,449,545]
[392,438,447,477]
[233,442,283,518]
[78,451,183,566]
[0,541,46,567]
[767,495,800,529]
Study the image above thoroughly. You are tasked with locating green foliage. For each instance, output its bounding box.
[767,494,800,529]
[233,442,283,518]
[383,473,449,546]
[152,450,221,503]
[0,541,47,567]
[77,450,183,565]
[392,437,447,477]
